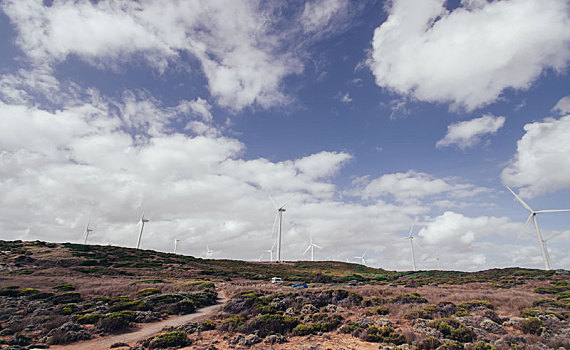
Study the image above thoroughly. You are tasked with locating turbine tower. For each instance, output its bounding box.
[136,211,149,249]
[268,194,295,263]
[173,239,180,254]
[406,223,417,271]
[303,235,322,262]
[83,221,93,244]
[507,186,570,270]
[354,250,367,266]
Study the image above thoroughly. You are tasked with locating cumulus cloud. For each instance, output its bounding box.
[552,96,570,115]
[502,115,570,197]
[368,0,570,110]
[436,114,505,149]
[418,211,514,247]
[356,170,488,203]
[1,1,307,111]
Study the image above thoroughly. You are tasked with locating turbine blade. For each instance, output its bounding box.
[362,250,367,258]
[303,245,311,255]
[535,209,570,214]
[267,193,278,209]
[280,194,297,209]
[516,214,534,241]
[544,231,566,242]
[313,244,322,249]
[408,222,415,238]
[506,186,533,212]
[271,213,279,239]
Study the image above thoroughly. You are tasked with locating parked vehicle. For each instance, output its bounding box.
[291,282,308,288]
[271,277,283,284]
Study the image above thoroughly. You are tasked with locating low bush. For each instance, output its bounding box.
[361,325,406,345]
[53,284,75,291]
[520,317,543,335]
[136,288,161,298]
[75,313,103,324]
[97,311,136,333]
[438,340,465,350]
[51,292,82,304]
[427,318,474,343]
[472,341,496,349]
[417,336,441,349]
[148,331,190,349]
[239,314,298,337]
[373,306,389,315]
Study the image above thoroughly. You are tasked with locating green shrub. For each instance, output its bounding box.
[239,314,299,337]
[457,300,495,312]
[221,316,246,332]
[373,306,389,315]
[19,288,40,296]
[361,325,405,345]
[521,317,543,335]
[292,323,317,336]
[109,300,151,312]
[201,320,216,330]
[473,341,496,350]
[137,288,161,297]
[53,284,75,291]
[427,318,473,343]
[389,292,428,304]
[417,336,441,349]
[439,340,465,349]
[521,307,564,320]
[97,311,136,333]
[75,313,103,324]
[404,306,435,320]
[52,292,82,304]
[169,299,195,314]
[59,304,78,315]
[148,331,190,349]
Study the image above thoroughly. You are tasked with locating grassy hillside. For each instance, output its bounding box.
[0,240,560,286]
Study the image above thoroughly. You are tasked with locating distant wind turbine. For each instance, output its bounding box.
[205,245,214,259]
[354,250,367,266]
[268,194,295,263]
[173,239,180,254]
[136,211,149,249]
[507,186,570,270]
[303,235,322,262]
[83,220,93,244]
[405,223,417,271]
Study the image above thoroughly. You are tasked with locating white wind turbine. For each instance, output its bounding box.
[405,223,417,271]
[173,239,180,254]
[303,235,322,262]
[83,220,93,244]
[268,194,295,263]
[507,186,570,270]
[136,211,149,249]
[205,245,214,259]
[354,250,367,266]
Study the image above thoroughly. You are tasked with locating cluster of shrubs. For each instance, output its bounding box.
[0,283,218,345]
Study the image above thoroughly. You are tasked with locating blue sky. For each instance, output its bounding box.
[0,0,569,271]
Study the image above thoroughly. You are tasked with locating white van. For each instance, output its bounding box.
[271,277,283,284]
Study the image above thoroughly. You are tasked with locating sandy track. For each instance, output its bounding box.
[49,291,227,350]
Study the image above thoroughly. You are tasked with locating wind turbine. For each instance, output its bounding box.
[303,235,322,262]
[405,223,417,271]
[173,239,180,254]
[507,186,570,270]
[83,221,93,244]
[354,250,367,266]
[136,211,149,249]
[268,194,295,263]
[205,245,214,259]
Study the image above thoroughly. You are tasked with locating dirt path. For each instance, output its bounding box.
[49,291,227,350]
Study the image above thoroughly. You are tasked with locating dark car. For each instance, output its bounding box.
[291,282,308,288]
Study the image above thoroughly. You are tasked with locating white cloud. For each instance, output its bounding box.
[552,96,570,115]
[368,0,570,111]
[337,92,352,103]
[300,0,349,34]
[502,115,570,197]
[356,170,488,203]
[418,211,514,247]
[436,114,505,149]
[1,0,306,112]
